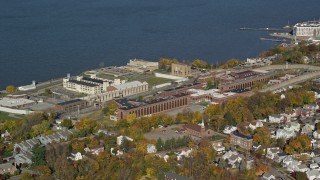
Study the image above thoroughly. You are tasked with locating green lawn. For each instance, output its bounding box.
[211,134,225,141]
[0,112,19,120]
[145,77,173,87]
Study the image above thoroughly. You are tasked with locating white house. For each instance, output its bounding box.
[69,151,83,161]
[306,170,320,180]
[284,122,300,132]
[222,150,243,168]
[302,123,315,134]
[276,129,296,139]
[313,130,320,139]
[213,142,225,154]
[248,120,263,130]
[310,163,319,170]
[295,164,310,172]
[147,144,157,154]
[117,135,133,146]
[223,126,237,134]
[269,115,284,123]
[266,147,281,160]
[261,172,276,180]
[84,145,105,156]
[282,156,301,172]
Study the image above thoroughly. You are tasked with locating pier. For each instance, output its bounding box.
[260,38,287,42]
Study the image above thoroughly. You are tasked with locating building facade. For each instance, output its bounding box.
[171,63,192,77]
[115,93,191,120]
[294,21,320,37]
[230,131,253,150]
[55,99,88,112]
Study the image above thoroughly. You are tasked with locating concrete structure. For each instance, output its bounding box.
[171,63,191,77]
[117,136,133,146]
[63,74,125,95]
[84,145,105,156]
[18,81,36,91]
[55,99,88,112]
[125,59,159,73]
[85,81,148,104]
[230,131,253,150]
[0,163,17,175]
[147,144,157,154]
[114,93,191,120]
[69,151,83,161]
[0,97,35,109]
[294,20,320,38]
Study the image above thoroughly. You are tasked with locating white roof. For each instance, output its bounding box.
[18,84,36,91]
[114,81,145,91]
[0,98,35,108]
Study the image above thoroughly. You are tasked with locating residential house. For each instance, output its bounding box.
[147,144,157,154]
[0,163,17,175]
[314,130,320,139]
[295,107,312,117]
[15,151,33,165]
[249,120,263,130]
[117,136,133,146]
[110,148,124,156]
[252,144,261,151]
[302,123,315,135]
[222,150,244,168]
[230,131,253,150]
[14,138,40,154]
[212,141,225,154]
[284,122,300,132]
[306,170,320,180]
[303,103,319,112]
[276,129,296,139]
[223,126,237,134]
[261,172,276,180]
[295,164,310,172]
[310,163,319,170]
[69,151,83,161]
[268,115,284,123]
[177,149,193,161]
[266,147,281,160]
[274,152,287,163]
[84,145,105,156]
[282,156,301,172]
[1,130,10,139]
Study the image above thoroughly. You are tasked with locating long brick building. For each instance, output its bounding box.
[114,93,191,120]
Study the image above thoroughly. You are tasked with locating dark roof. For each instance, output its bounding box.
[183,123,202,132]
[57,99,85,106]
[164,172,189,180]
[163,83,200,92]
[232,131,252,140]
[82,77,104,84]
[228,88,250,93]
[68,79,98,87]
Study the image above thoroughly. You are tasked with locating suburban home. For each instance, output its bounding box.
[276,129,296,139]
[223,126,237,134]
[222,150,244,169]
[295,107,312,117]
[84,145,105,156]
[295,164,310,172]
[268,114,284,123]
[284,122,300,132]
[301,123,315,135]
[213,141,225,154]
[177,149,193,161]
[110,148,124,156]
[69,151,83,161]
[248,120,263,130]
[182,121,214,138]
[156,154,170,162]
[147,144,157,154]
[314,130,320,139]
[1,130,10,139]
[15,151,33,165]
[306,170,320,180]
[117,135,133,146]
[310,163,319,170]
[252,144,261,151]
[261,172,276,180]
[0,163,17,175]
[266,147,281,160]
[14,138,40,154]
[230,131,253,150]
[274,152,287,163]
[282,156,301,172]
[303,103,319,112]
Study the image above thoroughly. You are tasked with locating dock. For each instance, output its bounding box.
[260,38,287,42]
[239,27,288,32]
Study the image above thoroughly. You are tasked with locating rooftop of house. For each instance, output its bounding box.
[232,131,252,140]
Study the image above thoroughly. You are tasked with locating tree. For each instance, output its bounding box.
[295,172,307,180]
[103,100,118,116]
[6,85,16,93]
[277,137,287,149]
[31,144,46,166]
[220,59,241,69]
[285,134,311,154]
[192,59,208,69]
[218,158,226,168]
[21,172,34,180]
[61,119,73,129]
[156,138,163,151]
[253,127,271,145]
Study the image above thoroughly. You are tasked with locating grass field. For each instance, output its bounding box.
[0,112,19,120]
[145,77,172,87]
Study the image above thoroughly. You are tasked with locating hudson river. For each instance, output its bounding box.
[0,0,319,88]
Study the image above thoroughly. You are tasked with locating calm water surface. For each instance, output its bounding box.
[0,0,319,87]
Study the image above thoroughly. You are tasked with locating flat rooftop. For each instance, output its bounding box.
[68,79,98,87]
[56,99,85,106]
[0,98,35,108]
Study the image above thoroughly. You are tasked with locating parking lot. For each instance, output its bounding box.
[144,124,185,141]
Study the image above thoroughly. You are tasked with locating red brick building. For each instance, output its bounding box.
[55,99,88,112]
[158,83,203,97]
[230,131,253,150]
[182,121,214,138]
[115,93,191,120]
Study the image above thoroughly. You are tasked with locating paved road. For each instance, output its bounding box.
[260,71,320,92]
[256,64,320,71]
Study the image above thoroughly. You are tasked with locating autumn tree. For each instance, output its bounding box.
[253,127,271,145]
[159,58,178,70]
[220,59,241,69]
[192,59,209,69]
[61,119,73,129]
[5,85,16,93]
[103,100,118,116]
[74,118,97,136]
[285,134,311,155]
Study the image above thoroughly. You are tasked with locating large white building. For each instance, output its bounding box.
[294,21,320,37]
[63,74,125,95]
